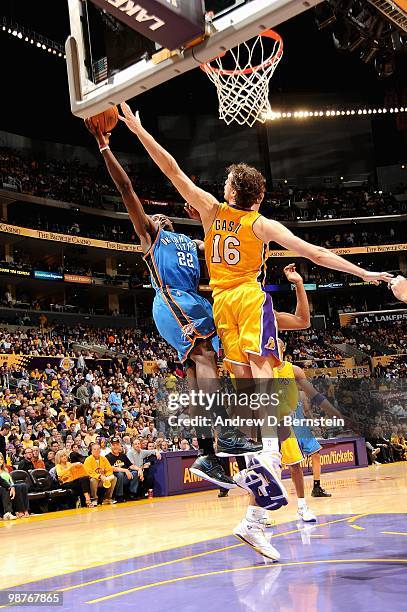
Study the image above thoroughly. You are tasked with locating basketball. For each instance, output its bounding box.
[88,106,119,134]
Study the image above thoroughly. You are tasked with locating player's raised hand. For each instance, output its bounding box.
[361,270,394,285]
[283,263,303,284]
[389,275,407,302]
[184,203,201,221]
[119,102,142,133]
[84,118,110,149]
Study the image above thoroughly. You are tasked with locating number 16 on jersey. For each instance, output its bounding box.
[211,235,241,265]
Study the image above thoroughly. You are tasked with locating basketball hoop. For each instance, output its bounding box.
[200,29,283,128]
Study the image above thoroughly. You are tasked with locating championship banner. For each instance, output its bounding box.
[268,242,407,258]
[339,309,407,327]
[304,365,371,378]
[0,223,143,253]
[143,360,159,374]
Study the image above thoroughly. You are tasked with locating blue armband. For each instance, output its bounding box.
[311,393,326,407]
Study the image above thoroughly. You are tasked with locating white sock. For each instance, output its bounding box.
[246,505,268,525]
[297,498,306,509]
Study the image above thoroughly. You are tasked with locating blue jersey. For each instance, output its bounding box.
[144,229,200,292]
[294,401,304,421]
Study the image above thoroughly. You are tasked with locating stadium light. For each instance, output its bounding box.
[0,17,64,59]
[265,106,406,122]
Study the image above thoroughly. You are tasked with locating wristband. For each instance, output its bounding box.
[311,393,326,408]
[99,145,110,153]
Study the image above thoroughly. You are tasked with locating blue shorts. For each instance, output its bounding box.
[153,288,219,362]
[294,429,322,457]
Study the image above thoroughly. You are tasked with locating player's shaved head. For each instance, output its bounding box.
[151,214,174,231]
[225,163,266,210]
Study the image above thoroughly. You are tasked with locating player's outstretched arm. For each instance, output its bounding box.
[119,103,219,226]
[275,264,310,330]
[292,365,344,420]
[255,217,393,284]
[84,119,157,252]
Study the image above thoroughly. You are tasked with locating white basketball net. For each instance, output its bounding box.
[201,32,283,128]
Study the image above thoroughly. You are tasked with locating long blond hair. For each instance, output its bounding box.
[55,449,69,465]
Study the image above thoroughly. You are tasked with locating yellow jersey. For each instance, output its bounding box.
[204,202,267,297]
[272,361,299,418]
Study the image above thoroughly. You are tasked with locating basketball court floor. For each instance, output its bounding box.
[2,462,406,611]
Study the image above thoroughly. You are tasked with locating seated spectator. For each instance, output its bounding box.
[84,427,98,448]
[190,437,200,452]
[109,386,123,412]
[44,450,56,471]
[99,437,110,456]
[84,443,117,505]
[180,439,191,451]
[126,439,161,498]
[141,420,157,439]
[55,449,96,508]
[69,443,85,464]
[390,428,406,461]
[0,452,29,518]
[365,441,381,465]
[18,448,35,471]
[32,446,45,469]
[171,436,181,451]
[0,471,16,520]
[105,437,141,501]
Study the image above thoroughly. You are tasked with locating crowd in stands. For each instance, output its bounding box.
[0,314,405,519]
[340,321,407,357]
[1,146,406,226]
[0,148,186,216]
[274,186,407,221]
[281,321,407,364]
[281,329,346,367]
[0,324,205,519]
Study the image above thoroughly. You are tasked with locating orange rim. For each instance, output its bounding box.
[200,29,283,76]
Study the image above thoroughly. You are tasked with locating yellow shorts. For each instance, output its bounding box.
[213,283,281,368]
[280,435,304,466]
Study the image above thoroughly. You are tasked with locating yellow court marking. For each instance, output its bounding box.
[350,525,365,531]
[348,513,369,523]
[348,513,368,530]
[86,558,407,604]
[1,514,362,596]
[53,515,366,594]
[382,531,407,536]
[57,543,243,594]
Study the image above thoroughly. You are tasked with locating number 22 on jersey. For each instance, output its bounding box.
[177,251,195,268]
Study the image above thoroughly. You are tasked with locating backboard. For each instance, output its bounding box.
[66,0,322,118]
